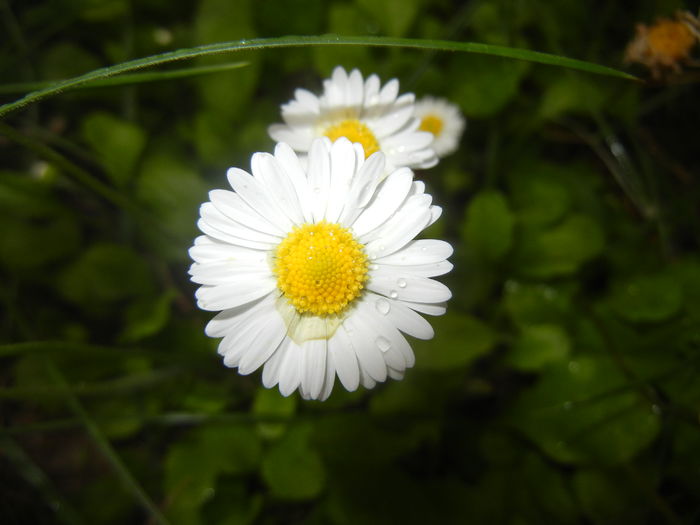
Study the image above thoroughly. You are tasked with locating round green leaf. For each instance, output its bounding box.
[462,190,514,262]
[413,312,496,370]
[508,324,571,371]
[261,425,325,500]
[610,274,683,323]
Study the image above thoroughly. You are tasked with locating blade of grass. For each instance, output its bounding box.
[44,360,171,525]
[0,61,250,95]
[0,436,85,525]
[0,35,637,118]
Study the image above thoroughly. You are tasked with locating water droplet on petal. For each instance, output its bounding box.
[376,336,391,352]
[370,264,379,271]
[375,298,391,315]
[397,278,407,288]
[389,290,398,299]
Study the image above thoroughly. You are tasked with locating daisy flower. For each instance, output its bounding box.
[414,96,466,158]
[189,137,452,401]
[268,66,438,174]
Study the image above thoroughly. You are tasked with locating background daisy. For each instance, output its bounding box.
[414,96,466,157]
[189,138,452,401]
[268,66,438,173]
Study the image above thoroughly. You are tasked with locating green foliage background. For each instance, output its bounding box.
[2,0,700,523]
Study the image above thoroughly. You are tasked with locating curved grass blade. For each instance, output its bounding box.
[0,35,637,118]
[0,61,249,95]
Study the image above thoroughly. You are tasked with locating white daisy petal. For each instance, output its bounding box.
[195,278,277,311]
[385,299,435,340]
[328,325,360,391]
[209,190,285,237]
[251,153,305,225]
[226,167,294,232]
[199,202,280,245]
[279,341,303,396]
[300,339,327,400]
[368,270,452,303]
[274,143,314,223]
[376,260,454,278]
[262,338,292,388]
[375,239,454,265]
[307,138,331,222]
[351,167,413,237]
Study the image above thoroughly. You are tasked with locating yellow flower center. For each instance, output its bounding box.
[419,114,444,137]
[323,119,380,158]
[273,221,368,317]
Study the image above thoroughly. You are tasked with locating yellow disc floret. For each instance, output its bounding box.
[323,119,380,158]
[419,114,444,137]
[274,221,368,316]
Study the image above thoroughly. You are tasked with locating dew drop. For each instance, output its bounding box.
[376,336,391,352]
[370,264,379,270]
[389,290,399,299]
[397,278,407,288]
[375,298,391,315]
[421,246,427,252]
[313,187,321,194]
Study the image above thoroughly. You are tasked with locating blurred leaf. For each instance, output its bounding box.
[573,468,649,524]
[507,161,572,227]
[356,0,423,37]
[261,424,325,500]
[119,290,175,343]
[610,274,683,323]
[313,4,374,73]
[0,213,80,271]
[450,55,528,117]
[164,425,261,525]
[503,280,573,326]
[538,74,608,119]
[413,312,496,370]
[515,215,605,278]
[39,42,101,80]
[81,112,147,187]
[509,356,661,465]
[136,150,209,259]
[57,243,154,308]
[507,324,571,371]
[462,190,514,261]
[252,386,297,440]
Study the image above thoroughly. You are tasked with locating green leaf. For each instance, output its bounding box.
[450,54,529,117]
[57,243,154,308]
[508,356,661,465]
[610,274,683,323]
[515,214,605,278]
[503,280,573,326]
[81,112,147,187]
[252,386,297,440]
[119,291,176,343]
[356,0,423,37]
[136,150,209,259]
[164,425,261,525]
[261,424,325,500]
[507,161,572,227]
[0,36,636,118]
[573,469,649,524]
[413,312,496,370]
[462,190,514,261]
[507,324,571,371]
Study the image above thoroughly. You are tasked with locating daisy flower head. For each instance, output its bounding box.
[268,66,438,174]
[414,96,466,158]
[189,138,453,401]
